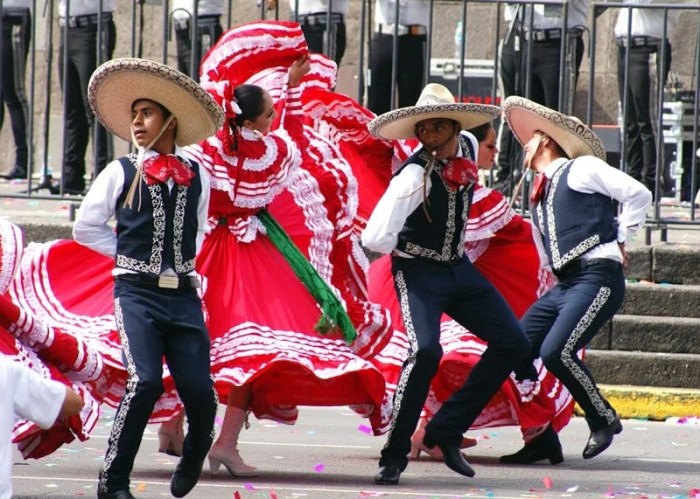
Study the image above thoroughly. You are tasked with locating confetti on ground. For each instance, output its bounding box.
[136,482,146,491]
[358,424,372,434]
[270,487,278,499]
[566,485,579,493]
[358,491,385,497]
[245,483,256,490]
[234,491,242,499]
[215,416,224,426]
[543,476,553,489]
[606,484,615,498]
[689,488,700,498]
[314,463,325,472]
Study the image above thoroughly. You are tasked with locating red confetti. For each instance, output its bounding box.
[543,476,553,489]
[270,487,278,499]
[234,491,242,499]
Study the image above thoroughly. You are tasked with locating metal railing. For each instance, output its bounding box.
[0,0,698,239]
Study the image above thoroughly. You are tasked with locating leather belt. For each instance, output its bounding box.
[59,12,113,28]
[173,14,221,30]
[616,36,661,49]
[376,23,427,36]
[524,28,563,42]
[298,12,344,26]
[115,273,200,290]
[554,258,622,281]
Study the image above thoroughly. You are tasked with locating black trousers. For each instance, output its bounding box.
[1,8,31,171]
[98,280,217,494]
[617,41,672,193]
[367,32,426,116]
[496,34,584,190]
[58,19,116,192]
[174,16,223,81]
[515,260,625,431]
[379,256,528,471]
[301,19,346,65]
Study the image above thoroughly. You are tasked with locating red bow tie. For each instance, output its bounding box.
[530,173,548,205]
[142,155,195,186]
[441,157,479,190]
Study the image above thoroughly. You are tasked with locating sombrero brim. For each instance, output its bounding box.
[368,103,501,140]
[503,96,606,161]
[88,58,224,147]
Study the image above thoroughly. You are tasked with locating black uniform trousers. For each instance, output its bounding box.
[299,13,346,65]
[367,31,426,116]
[515,259,625,431]
[58,17,116,192]
[1,7,31,172]
[174,16,223,81]
[496,33,584,191]
[617,39,672,193]
[379,256,528,470]
[98,280,217,494]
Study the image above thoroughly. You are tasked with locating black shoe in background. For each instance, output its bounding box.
[0,166,28,180]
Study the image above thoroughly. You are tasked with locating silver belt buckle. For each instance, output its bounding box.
[158,275,180,289]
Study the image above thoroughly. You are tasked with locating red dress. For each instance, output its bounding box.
[302,88,576,435]
[0,220,105,459]
[185,20,393,432]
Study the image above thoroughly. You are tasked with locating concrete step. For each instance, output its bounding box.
[617,282,700,318]
[594,384,700,421]
[591,315,700,354]
[628,243,700,285]
[586,350,700,389]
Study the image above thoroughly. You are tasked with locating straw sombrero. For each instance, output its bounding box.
[502,96,606,161]
[368,83,501,141]
[88,58,224,147]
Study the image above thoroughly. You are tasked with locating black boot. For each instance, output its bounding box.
[583,414,622,459]
[0,166,27,180]
[170,456,205,497]
[500,425,564,465]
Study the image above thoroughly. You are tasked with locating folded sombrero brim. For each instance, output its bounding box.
[368,103,501,140]
[503,96,606,161]
[88,58,224,147]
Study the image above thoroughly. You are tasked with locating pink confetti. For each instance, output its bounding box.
[314,463,325,472]
[690,488,700,499]
[358,424,372,434]
[606,484,615,498]
[215,416,224,426]
[270,487,278,499]
[244,483,255,490]
[543,476,553,489]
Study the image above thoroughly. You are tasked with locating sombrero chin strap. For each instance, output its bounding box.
[123,115,175,210]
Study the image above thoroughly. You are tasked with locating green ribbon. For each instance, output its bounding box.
[257,209,357,344]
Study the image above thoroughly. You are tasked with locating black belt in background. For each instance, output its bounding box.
[298,12,344,26]
[375,23,427,36]
[173,14,221,30]
[554,258,622,281]
[115,273,200,290]
[616,36,661,49]
[59,12,113,28]
[524,28,562,42]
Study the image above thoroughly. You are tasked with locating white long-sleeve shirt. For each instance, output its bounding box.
[362,132,479,254]
[532,156,652,265]
[73,147,210,273]
[614,0,680,39]
[59,0,115,17]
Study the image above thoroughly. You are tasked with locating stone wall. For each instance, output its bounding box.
[1,0,698,176]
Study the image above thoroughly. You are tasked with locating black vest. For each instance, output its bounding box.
[396,135,475,263]
[532,160,618,271]
[115,153,201,277]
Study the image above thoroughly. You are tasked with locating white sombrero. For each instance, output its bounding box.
[368,83,501,140]
[502,96,606,161]
[88,58,224,147]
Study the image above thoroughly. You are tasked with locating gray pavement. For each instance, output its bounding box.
[10,406,700,499]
